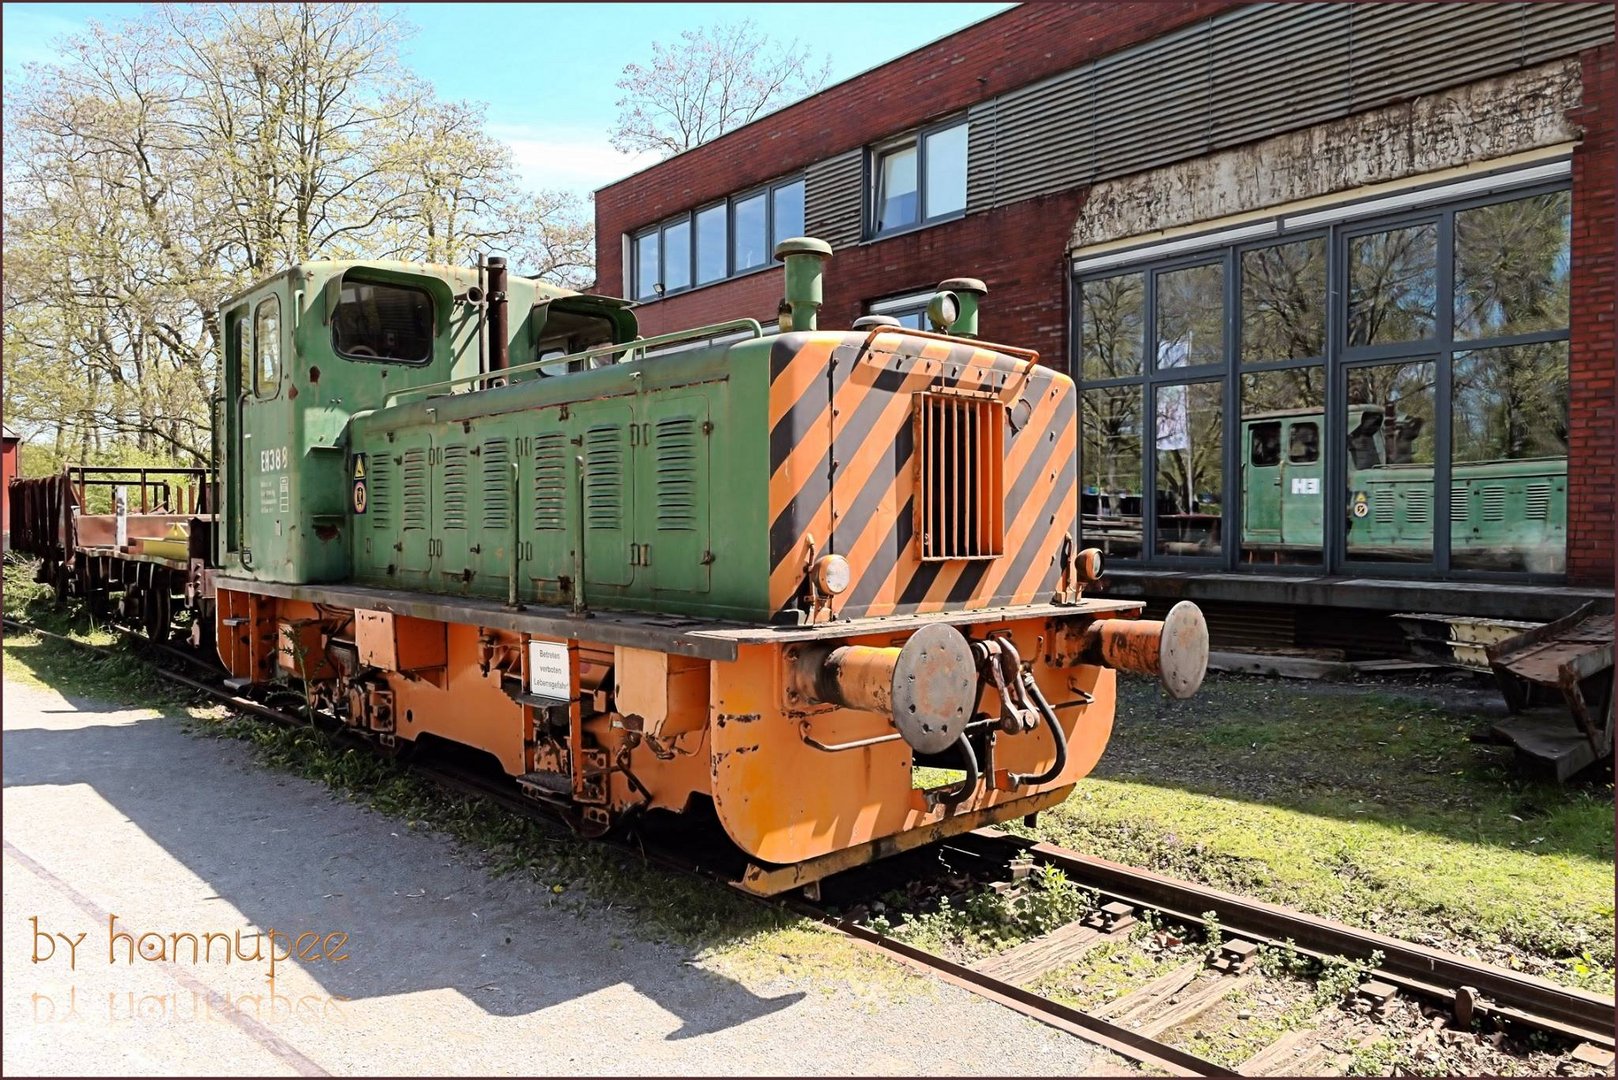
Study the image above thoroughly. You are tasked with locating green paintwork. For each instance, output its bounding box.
[217,259,778,620]
[1238,409,1568,567]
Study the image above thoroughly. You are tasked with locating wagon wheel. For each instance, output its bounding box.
[143,586,172,643]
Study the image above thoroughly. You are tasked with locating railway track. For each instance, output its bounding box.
[6,617,1614,1077]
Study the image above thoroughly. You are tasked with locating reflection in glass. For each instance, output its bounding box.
[1155,263,1223,368]
[696,204,727,284]
[772,180,805,247]
[1451,342,1568,575]
[1241,238,1326,361]
[1079,273,1144,381]
[732,193,767,271]
[662,219,691,292]
[1347,224,1437,346]
[1455,191,1571,340]
[1344,360,1436,562]
[1239,367,1325,565]
[1081,387,1143,558]
[924,123,968,218]
[1154,381,1223,557]
[876,145,918,232]
[635,231,659,299]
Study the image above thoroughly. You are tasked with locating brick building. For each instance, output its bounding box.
[594,2,1615,652]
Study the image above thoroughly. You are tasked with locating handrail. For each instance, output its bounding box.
[386,318,765,406]
[858,324,1041,367]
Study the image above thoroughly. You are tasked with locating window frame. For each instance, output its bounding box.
[1071,166,1572,583]
[629,174,806,302]
[867,116,970,240]
[329,278,437,366]
[252,295,282,399]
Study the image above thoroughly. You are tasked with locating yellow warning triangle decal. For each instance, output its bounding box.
[353,457,366,479]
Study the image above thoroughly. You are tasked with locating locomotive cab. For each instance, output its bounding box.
[217,263,639,585]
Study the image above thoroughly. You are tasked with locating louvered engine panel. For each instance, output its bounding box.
[479,438,512,531]
[532,432,567,532]
[442,443,469,529]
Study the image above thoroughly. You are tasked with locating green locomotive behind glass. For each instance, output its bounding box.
[1239,407,1567,573]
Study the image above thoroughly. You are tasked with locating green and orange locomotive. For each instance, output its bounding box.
[16,239,1208,893]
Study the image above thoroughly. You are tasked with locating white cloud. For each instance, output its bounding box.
[488,122,662,197]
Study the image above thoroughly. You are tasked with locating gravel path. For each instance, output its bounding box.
[3,673,1124,1076]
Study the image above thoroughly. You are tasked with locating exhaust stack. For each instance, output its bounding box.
[775,237,832,332]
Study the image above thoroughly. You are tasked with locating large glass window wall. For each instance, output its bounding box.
[1073,172,1571,579]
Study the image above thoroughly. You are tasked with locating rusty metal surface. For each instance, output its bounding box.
[701,599,1145,643]
[889,623,975,753]
[215,575,744,660]
[1074,601,1209,698]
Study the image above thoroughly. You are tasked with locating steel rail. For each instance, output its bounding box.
[975,832,1616,1050]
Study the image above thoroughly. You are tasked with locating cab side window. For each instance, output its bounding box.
[1250,422,1281,467]
[331,281,434,364]
[254,296,281,397]
[233,313,251,398]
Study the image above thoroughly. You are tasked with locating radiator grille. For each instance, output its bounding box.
[584,425,625,530]
[915,393,1005,560]
[1481,486,1507,522]
[1374,488,1395,525]
[1405,487,1431,524]
[1524,482,1551,521]
[401,447,428,530]
[532,433,567,531]
[368,454,392,529]
[654,415,699,532]
[1450,485,1468,522]
[480,438,512,530]
[442,444,469,528]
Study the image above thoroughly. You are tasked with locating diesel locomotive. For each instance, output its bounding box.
[16,238,1209,893]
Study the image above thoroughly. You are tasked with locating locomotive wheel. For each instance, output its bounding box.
[143,586,172,643]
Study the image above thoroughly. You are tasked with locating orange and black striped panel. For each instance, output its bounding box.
[767,330,1077,621]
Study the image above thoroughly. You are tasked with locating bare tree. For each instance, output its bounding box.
[610,20,831,158]
[3,2,596,465]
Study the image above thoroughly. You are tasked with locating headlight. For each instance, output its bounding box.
[812,554,851,595]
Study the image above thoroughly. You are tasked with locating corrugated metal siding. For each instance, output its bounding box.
[804,149,864,249]
[960,1,1609,215]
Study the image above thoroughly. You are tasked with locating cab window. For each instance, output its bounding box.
[332,281,434,363]
[1250,422,1281,467]
[1288,422,1319,463]
[253,296,281,397]
[233,313,251,398]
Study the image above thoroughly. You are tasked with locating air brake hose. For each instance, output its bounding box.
[1007,672,1069,788]
[936,731,981,806]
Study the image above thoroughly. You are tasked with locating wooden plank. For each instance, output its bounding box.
[1140,974,1254,1038]
[1238,1028,1319,1076]
[972,921,1104,984]
[1097,960,1202,1022]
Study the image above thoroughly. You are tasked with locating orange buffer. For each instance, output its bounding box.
[213,585,1206,894]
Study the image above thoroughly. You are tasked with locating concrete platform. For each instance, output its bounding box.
[2,672,1116,1076]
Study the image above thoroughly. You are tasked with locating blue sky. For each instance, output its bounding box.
[2,2,1012,194]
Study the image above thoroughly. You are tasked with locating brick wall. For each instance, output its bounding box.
[595,1,1233,297]
[1566,42,1616,590]
[630,192,1089,375]
[604,10,1615,591]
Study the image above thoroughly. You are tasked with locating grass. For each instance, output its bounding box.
[1009,672,1615,992]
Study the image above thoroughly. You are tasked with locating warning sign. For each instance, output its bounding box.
[1351,491,1369,519]
[351,453,369,514]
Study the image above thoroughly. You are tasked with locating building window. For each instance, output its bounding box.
[870,119,968,236]
[253,296,280,397]
[866,289,935,329]
[1074,168,1570,579]
[630,175,805,301]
